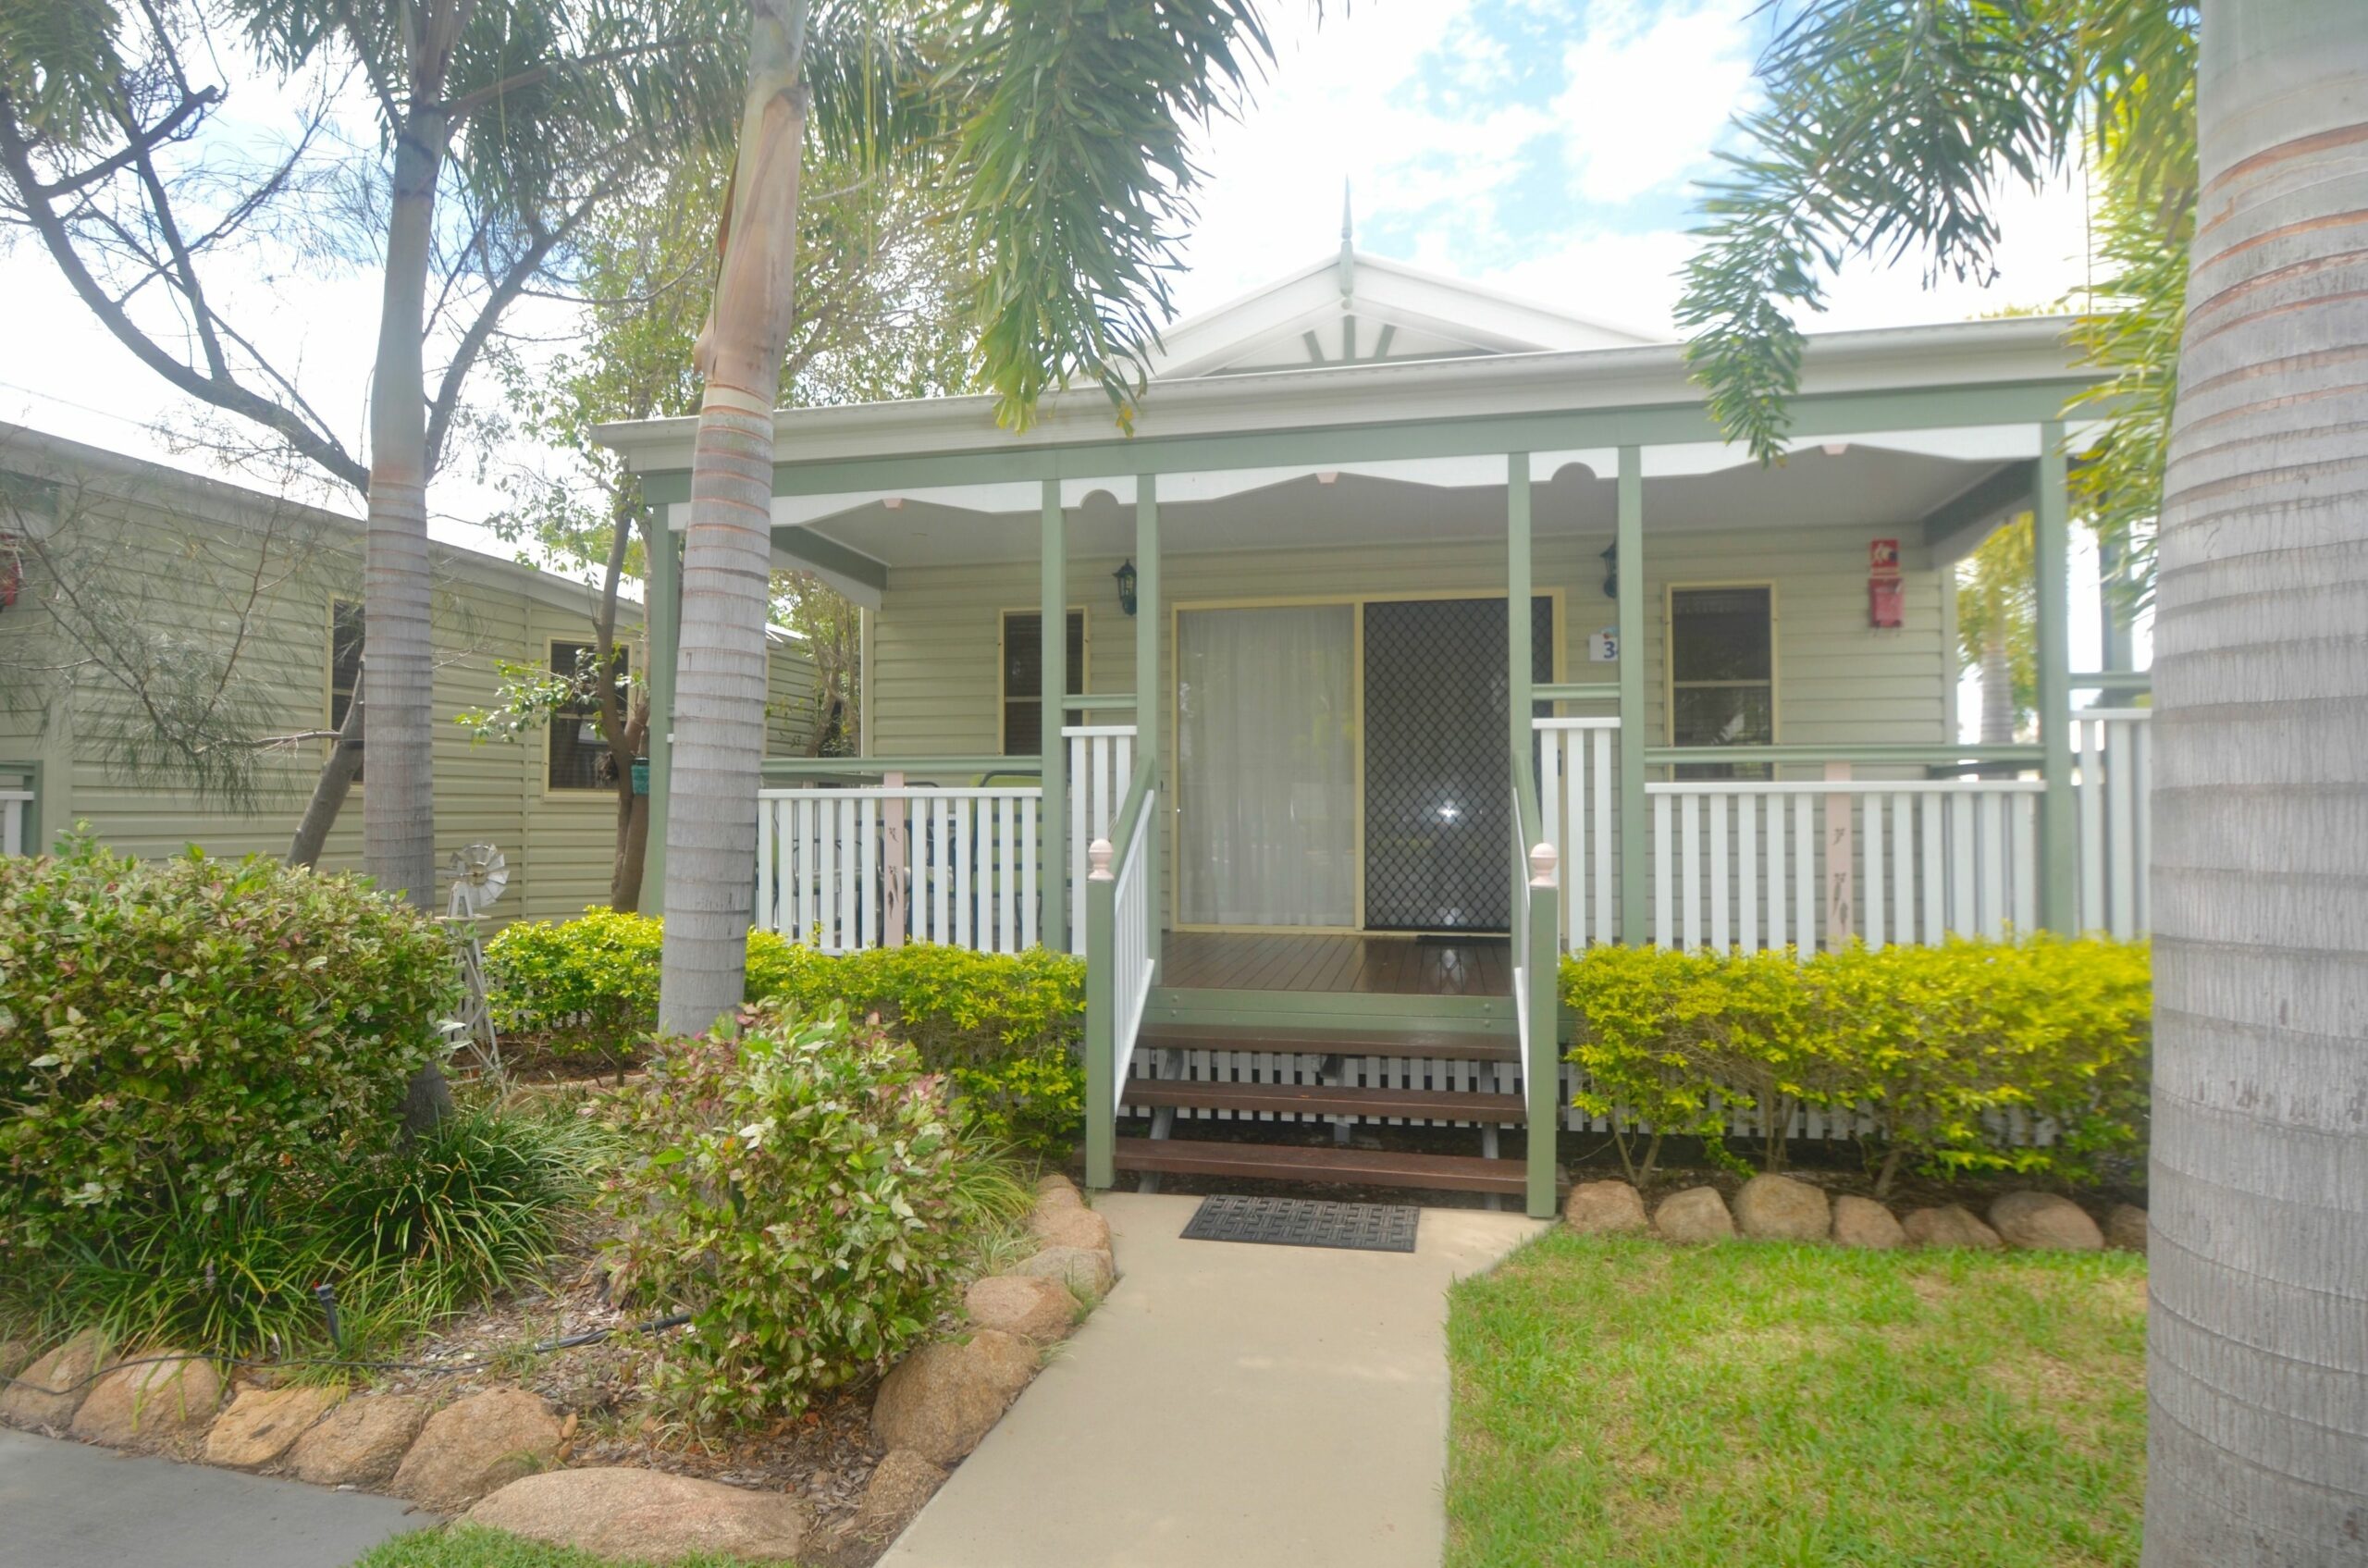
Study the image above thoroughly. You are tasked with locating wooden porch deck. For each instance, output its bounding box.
[1157,931,1513,995]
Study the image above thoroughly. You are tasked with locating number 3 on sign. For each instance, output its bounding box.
[1589,629,1618,662]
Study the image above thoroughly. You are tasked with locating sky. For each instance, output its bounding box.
[0,0,2115,674]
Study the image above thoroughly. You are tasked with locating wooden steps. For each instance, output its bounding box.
[1136,1022,1515,1062]
[1121,1078,1525,1124]
[1113,1136,1528,1196]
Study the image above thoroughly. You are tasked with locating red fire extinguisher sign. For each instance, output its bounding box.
[1868,537,1904,628]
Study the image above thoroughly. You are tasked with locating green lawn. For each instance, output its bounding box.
[1447,1234,2147,1568]
[352,1525,762,1568]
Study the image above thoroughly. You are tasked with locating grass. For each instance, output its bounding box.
[1446,1234,2147,1568]
[352,1524,771,1568]
[3,1097,618,1363]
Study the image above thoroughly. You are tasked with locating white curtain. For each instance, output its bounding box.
[1176,605,1356,927]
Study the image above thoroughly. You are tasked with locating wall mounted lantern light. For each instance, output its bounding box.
[1599,542,1619,599]
[1114,558,1139,617]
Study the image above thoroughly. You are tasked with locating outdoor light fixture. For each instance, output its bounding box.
[1600,542,1619,599]
[1115,558,1139,617]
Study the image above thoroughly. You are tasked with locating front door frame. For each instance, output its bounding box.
[1166,586,1566,935]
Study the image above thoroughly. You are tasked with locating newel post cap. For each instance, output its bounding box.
[1088,837,1115,880]
[1529,842,1559,886]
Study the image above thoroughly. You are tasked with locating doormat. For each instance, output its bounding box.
[1180,1194,1419,1253]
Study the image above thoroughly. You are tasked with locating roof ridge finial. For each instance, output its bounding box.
[1338,178,1355,300]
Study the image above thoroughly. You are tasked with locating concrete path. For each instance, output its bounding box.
[882,1191,1546,1568]
[0,1427,426,1568]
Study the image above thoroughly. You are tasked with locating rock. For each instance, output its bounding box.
[204,1384,343,1469]
[0,1329,109,1430]
[843,1449,947,1549]
[1901,1204,2004,1250]
[1029,1203,1113,1252]
[70,1353,221,1447]
[1034,1173,1081,1203]
[1562,1179,1650,1236]
[0,1340,30,1381]
[967,1276,1075,1344]
[1733,1174,1832,1242]
[1830,1195,1907,1250]
[1653,1186,1734,1243]
[287,1393,431,1488]
[467,1468,808,1562]
[872,1331,1040,1465]
[1989,1191,2104,1252]
[1012,1245,1116,1296]
[390,1389,564,1511]
[2106,1203,2149,1253]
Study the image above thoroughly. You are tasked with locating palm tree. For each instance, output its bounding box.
[2144,4,2368,1558]
[657,0,1277,1033]
[1679,2,2366,1552]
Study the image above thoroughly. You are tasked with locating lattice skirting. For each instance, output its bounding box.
[1119,1051,2065,1148]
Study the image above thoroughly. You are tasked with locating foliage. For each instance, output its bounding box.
[457,648,638,749]
[943,0,1280,429]
[1676,0,2199,601]
[6,1098,610,1359]
[1447,1234,2147,1568]
[598,1003,1025,1425]
[1956,512,2037,734]
[482,907,670,1056]
[745,942,1088,1153]
[486,911,1089,1152]
[1560,936,2151,1189]
[0,833,453,1258]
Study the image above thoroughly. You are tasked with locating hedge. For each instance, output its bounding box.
[485,911,1086,1153]
[1560,936,2151,1191]
[0,834,454,1259]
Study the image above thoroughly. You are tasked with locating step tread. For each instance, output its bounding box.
[1137,1023,1516,1062]
[1122,1079,1526,1121]
[1112,1136,1527,1195]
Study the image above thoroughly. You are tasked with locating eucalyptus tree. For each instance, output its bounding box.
[0,0,742,915]
[476,143,972,909]
[657,0,1282,1033]
[1679,1,2367,1555]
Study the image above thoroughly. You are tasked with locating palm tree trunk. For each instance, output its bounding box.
[656,0,808,1038]
[370,112,453,1132]
[2143,4,2368,1561]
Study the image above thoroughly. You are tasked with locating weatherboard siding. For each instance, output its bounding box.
[0,453,816,925]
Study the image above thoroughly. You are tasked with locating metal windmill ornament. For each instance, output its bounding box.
[440,842,508,1073]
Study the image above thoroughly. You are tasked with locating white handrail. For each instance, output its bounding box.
[1095,779,1159,1113]
[1064,724,1138,954]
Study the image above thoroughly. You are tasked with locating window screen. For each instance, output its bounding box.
[548,641,624,791]
[1002,611,1085,756]
[1670,586,1773,778]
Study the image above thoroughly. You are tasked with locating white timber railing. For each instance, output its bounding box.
[1536,717,1619,945]
[0,789,30,856]
[1064,724,1137,953]
[2073,708,2151,937]
[755,784,1043,953]
[1652,779,2042,952]
[1083,766,1159,1188]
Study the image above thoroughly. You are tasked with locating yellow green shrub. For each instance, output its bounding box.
[485,912,1085,1152]
[1560,935,2151,1190]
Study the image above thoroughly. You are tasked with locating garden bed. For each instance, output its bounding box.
[1447,1233,2147,1567]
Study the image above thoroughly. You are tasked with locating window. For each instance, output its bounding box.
[548,640,625,791]
[1668,586,1773,779]
[328,598,364,780]
[1001,610,1085,756]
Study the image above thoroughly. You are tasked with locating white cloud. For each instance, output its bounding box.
[1552,0,1758,204]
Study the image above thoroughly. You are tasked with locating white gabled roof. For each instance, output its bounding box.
[1143,248,1662,380]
